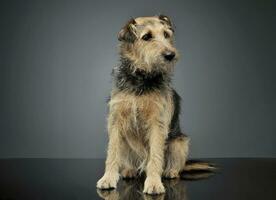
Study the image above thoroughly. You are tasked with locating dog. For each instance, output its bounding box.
[97,15,216,195]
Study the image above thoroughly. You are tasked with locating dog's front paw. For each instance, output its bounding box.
[97,173,119,189]
[143,177,165,194]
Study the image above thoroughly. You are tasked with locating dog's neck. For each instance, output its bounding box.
[113,58,172,95]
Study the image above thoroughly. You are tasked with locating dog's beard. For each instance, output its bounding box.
[136,56,175,73]
[151,58,176,74]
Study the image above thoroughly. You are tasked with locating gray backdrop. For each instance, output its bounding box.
[0,0,275,158]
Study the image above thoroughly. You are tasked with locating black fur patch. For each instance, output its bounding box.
[168,90,186,139]
[113,58,171,95]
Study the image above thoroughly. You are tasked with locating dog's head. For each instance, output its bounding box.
[118,15,179,73]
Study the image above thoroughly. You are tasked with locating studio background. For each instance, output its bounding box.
[0,0,275,158]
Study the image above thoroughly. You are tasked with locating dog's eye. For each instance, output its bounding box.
[142,33,152,41]
[164,31,170,39]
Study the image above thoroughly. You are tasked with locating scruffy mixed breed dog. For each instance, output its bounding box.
[97,15,215,195]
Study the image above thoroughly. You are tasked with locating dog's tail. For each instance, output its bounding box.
[180,160,218,180]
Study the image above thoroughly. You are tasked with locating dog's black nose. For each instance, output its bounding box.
[163,51,176,61]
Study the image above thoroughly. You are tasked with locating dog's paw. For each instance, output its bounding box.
[143,177,165,194]
[121,168,138,179]
[163,170,180,179]
[97,174,119,189]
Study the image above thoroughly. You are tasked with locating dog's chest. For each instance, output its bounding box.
[109,91,172,136]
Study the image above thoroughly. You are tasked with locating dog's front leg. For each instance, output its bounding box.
[97,126,121,189]
[143,124,166,194]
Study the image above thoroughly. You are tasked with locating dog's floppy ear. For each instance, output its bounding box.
[159,14,172,27]
[118,18,137,42]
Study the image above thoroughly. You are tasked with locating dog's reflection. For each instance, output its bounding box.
[97,171,216,200]
[97,178,187,200]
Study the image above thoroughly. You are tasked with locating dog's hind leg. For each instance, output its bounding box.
[121,168,138,179]
[163,136,189,179]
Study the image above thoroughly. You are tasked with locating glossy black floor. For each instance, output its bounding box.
[0,158,275,199]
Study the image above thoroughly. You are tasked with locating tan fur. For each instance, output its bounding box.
[97,15,189,195]
[184,162,216,171]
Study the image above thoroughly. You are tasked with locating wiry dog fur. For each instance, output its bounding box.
[97,15,215,195]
